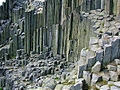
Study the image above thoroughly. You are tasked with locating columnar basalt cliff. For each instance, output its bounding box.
[0,0,120,90]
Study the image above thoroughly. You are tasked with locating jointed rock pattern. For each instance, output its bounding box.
[0,0,120,90]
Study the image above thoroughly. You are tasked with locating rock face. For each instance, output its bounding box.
[0,0,120,90]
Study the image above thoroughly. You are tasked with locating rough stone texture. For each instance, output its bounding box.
[110,86,120,90]
[0,0,120,90]
[100,85,109,90]
[107,65,117,71]
[83,71,91,85]
[92,61,101,73]
[109,71,118,81]
[91,73,101,86]
[117,65,120,75]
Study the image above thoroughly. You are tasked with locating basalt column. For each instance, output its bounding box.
[24,7,34,55]
[117,0,120,16]
[51,24,59,57]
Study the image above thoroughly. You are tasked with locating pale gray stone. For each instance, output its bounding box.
[55,84,63,90]
[117,65,120,75]
[62,85,74,90]
[114,81,120,87]
[74,79,84,90]
[107,65,117,71]
[83,71,91,85]
[102,73,110,81]
[100,85,109,90]
[43,79,56,90]
[109,71,118,81]
[110,86,120,90]
[81,48,88,57]
[91,73,101,85]
[89,37,99,45]
[115,59,120,65]
[92,61,101,73]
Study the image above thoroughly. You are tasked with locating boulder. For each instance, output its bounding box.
[74,79,85,90]
[55,84,64,90]
[103,44,112,66]
[89,37,98,45]
[115,59,120,65]
[91,73,102,86]
[107,65,117,71]
[102,73,110,81]
[110,86,120,90]
[62,85,75,90]
[81,48,88,57]
[109,71,118,81]
[43,79,57,90]
[100,85,109,90]
[117,65,120,75]
[83,71,91,85]
[92,61,101,73]
[77,65,86,78]
[114,81,120,87]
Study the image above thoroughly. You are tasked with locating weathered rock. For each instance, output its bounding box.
[117,65,120,75]
[83,71,91,85]
[110,86,120,90]
[109,71,118,81]
[77,65,86,78]
[91,73,102,86]
[114,81,120,87]
[74,79,85,90]
[100,85,109,90]
[115,59,120,65]
[89,37,99,45]
[103,44,112,66]
[55,84,64,90]
[43,79,57,90]
[62,85,74,90]
[107,65,117,71]
[102,73,110,81]
[92,61,101,73]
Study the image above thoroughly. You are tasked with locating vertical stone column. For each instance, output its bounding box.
[86,0,91,11]
[51,24,59,56]
[43,27,47,47]
[48,27,52,49]
[33,30,37,53]
[58,25,63,55]
[105,0,113,15]
[65,18,71,61]
[90,0,95,10]
[95,0,101,9]
[117,0,120,16]
[24,11,28,54]
[25,7,35,55]
[39,27,43,53]
[101,0,105,9]
[36,29,39,54]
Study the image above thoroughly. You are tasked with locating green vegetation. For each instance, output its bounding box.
[99,30,103,33]
[108,84,114,87]
[86,68,92,72]
[54,77,60,81]
[0,88,3,90]
[62,79,75,85]
[102,22,104,27]
[11,55,16,60]
[97,80,108,85]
